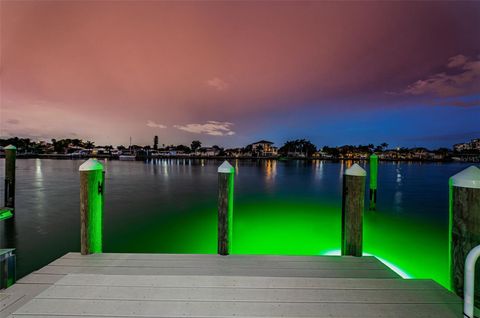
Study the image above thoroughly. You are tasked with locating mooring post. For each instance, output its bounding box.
[218,160,234,256]
[449,166,480,307]
[4,145,16,211]
[369,153,378,211]
[79,158,105,255]
[342,163,366,257]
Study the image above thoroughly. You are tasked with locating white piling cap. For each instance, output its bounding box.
[4,145,16,150]
[451,166,480,189]
[79,158,104,172]
[218,160,234,173]
[345,163,366,176]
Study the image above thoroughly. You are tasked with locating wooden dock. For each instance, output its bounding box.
[0,253,462,317]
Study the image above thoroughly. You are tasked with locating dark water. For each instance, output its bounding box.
[0,158,473,288]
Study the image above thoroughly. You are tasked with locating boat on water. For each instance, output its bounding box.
[119,149,136,161]
[119,137,137,160]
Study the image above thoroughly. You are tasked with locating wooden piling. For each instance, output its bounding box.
[218,160,234,256]
[4,145,16,210]
[342,163,366,257]
[79,159,105,255]
[369,154,378,211]
[449,166,480,306]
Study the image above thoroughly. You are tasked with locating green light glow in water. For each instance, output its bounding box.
[110,197,449,289]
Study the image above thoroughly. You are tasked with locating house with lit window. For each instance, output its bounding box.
[250,140,278,157]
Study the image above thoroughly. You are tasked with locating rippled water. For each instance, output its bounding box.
[0,158,473,288]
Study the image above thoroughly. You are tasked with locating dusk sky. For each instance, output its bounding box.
[1,1,479,148]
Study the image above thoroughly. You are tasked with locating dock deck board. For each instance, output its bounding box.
[1,253,462,318]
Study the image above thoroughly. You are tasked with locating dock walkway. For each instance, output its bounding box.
[1,253,462,317]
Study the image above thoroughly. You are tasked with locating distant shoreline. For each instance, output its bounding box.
[1,153,478,163]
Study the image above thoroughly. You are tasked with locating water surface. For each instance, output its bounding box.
[0,158,472,289]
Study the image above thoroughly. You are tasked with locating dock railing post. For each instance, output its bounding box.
[218,160,234,255]
[369,153,378,210]
[79,158,105,255]
[342,163,366,257]
[4,145,16,211]
[450,166,480,308]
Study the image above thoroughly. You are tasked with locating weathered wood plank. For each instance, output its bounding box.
[0,293,24,311]
[0,284,52,317]
[16,274,64,285]
[6,253,462,318]
[56,274,438,289]
[49,258,388,270]
[61,252,379,263]
[12,298,462,317]
[35,265,399,278]
[37,285,460,304]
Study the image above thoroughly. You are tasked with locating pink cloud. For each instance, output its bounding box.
[206,77,228,91]
[405,55,480,96]
[146,120,167,129]
[174,121,235,136]
[447,54,469,68]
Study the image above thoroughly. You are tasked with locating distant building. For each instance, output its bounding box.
[453,138,480,152]
[197,147,220,157]
[471,138,480,150]
[250,140,278,157]
[312,151,332,159]
[454,142,472,152]
[154,136,159,150]
[225,148,243,157]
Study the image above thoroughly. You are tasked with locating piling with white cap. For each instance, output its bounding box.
[79,159,105,255]
[342,163,366,257]
[218,160,234,255]
[449,165,480,307]
[4,145,16,210]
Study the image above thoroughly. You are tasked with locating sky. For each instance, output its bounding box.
[1,1,479,149]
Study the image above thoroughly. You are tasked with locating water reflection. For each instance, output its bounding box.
[313,160,324,181]
[264,160,277,185]
[33,159,46,214]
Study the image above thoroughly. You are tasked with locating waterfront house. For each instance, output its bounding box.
[250,140,278,157]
